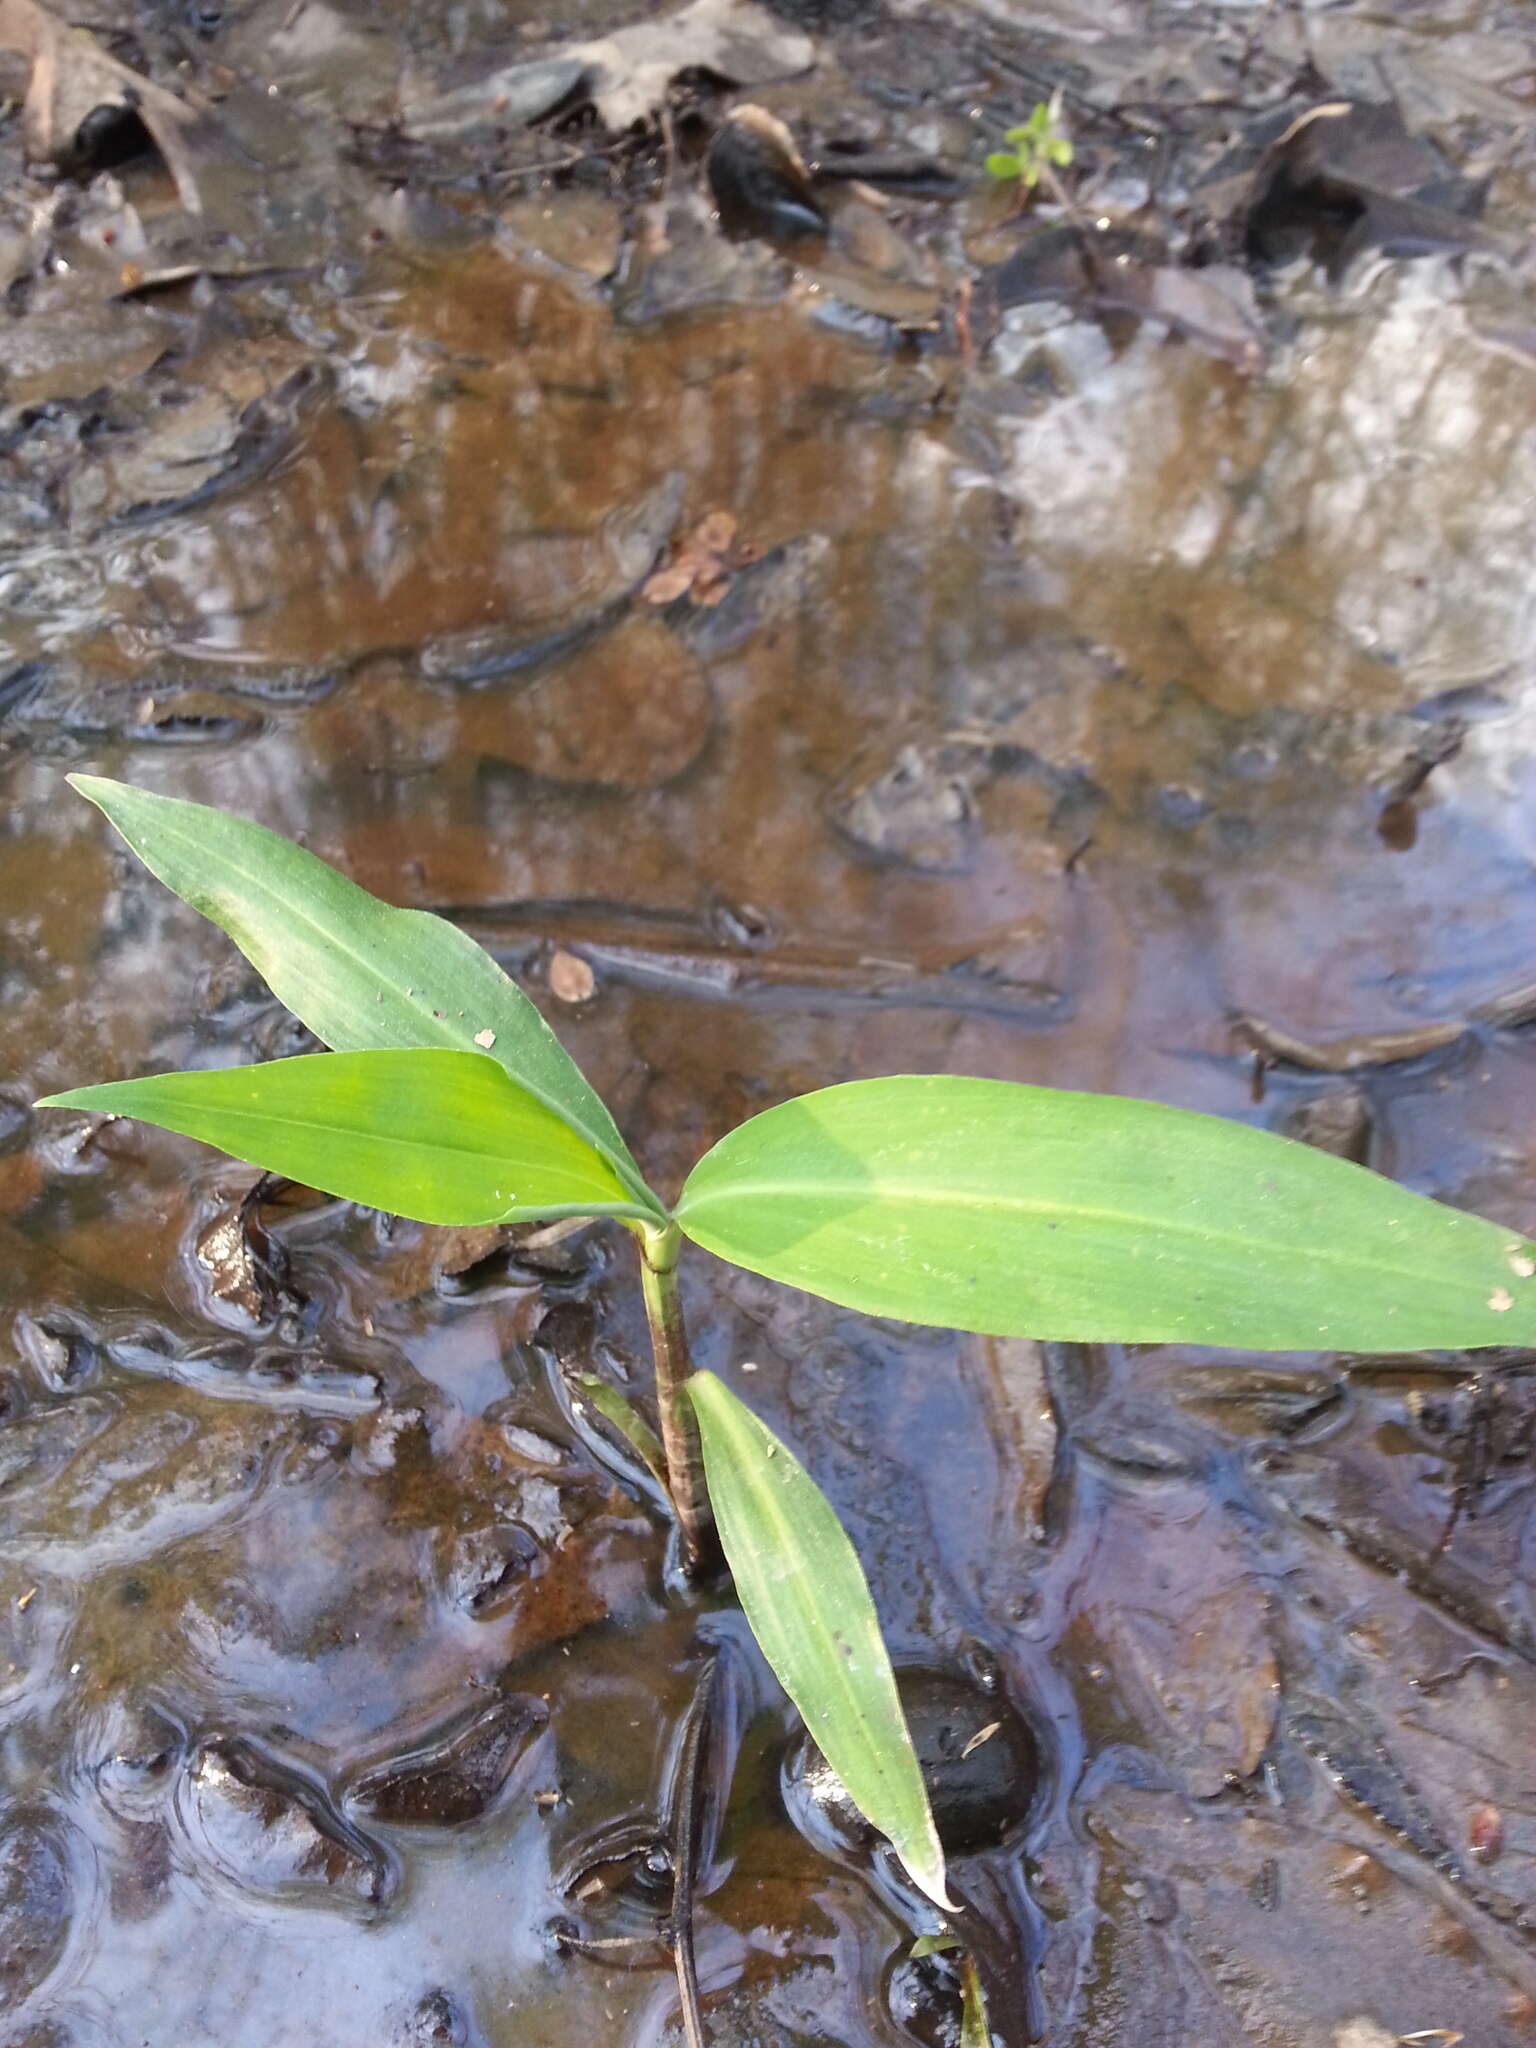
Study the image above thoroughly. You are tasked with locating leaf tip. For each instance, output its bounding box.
[909,1852,955,1913]
[34,1086,102,1114]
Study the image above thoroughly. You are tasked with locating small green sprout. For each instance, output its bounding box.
[985,96,1073,190]
[34,777,1536,1969]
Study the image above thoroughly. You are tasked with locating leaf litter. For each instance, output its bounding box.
[642,510,759,608]
[0,0,215,211]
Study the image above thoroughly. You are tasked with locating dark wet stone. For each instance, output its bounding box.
[63,103,156,179]
[397,1988,481,2046]
[707,105,827,243]
[0,1817,71,2007]
[181,1739,391,1911]
[349,1696,547,1827]
[785,1667,1040,1860]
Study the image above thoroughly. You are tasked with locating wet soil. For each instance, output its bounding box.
[4,0,1536,2040]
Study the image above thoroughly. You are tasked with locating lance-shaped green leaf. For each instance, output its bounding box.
[39,1049,651,1227]
[675,1076,1536,1350]
[575,1376,669,1491]
[686,1370,949,1910]
[960,1956,990,2048]
[907,1936,990,2044]
[67,775,660,1218]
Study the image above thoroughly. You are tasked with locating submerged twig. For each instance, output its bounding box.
[1233,1011,1466,1074]
[667,1651,723,2048]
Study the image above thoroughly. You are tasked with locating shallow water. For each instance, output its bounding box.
[5,0,1536,2039]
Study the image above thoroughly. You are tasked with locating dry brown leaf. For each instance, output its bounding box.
[639,562,696,605]
[642,508,757,607]
[403,0,812,142]
[548,950,596,1004]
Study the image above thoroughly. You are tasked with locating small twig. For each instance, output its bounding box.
[658,100,676,204]
[667,1651,722,2048]
[517,1215,593,1251]
[493,132,644,188]
[953,272,975,371]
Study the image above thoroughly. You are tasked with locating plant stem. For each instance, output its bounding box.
[638,1221,716,1575]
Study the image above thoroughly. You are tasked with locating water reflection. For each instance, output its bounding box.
[4,42,1536,2047]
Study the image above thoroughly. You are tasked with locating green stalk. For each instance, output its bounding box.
[638,1221,717,1575]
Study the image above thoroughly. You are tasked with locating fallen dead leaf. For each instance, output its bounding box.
[960,1720,1002,1760]
[549,951,596,1004]
[404,0,813,142]
[643,509,758,607]
[592,0,814,130]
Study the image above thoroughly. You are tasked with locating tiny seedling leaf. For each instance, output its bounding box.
[66,776,661,1219]
[576,1376,669,1491]
[39,1049,648,1226]
[984,151,1022,179]
[960,1955,990,2048]
[687,1370,949,1909]
[675,1076,1536,1350]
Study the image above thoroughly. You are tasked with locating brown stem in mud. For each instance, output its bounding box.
[639,1223,717,1575]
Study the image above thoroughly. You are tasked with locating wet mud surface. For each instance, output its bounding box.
[4,0,1536,2039]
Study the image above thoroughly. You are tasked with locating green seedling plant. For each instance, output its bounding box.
[39,777,1536,1969]
[985,96,1073,195]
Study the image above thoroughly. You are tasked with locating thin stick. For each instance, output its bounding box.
[668,1652,721,2048]
[638,1223,717,1575]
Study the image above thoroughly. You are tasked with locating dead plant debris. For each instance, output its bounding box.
[643,511,759,608]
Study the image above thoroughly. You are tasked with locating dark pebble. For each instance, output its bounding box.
[784,1666,1040,1860]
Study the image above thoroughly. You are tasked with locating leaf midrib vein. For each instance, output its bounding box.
[680,1177,1495,1296]
[80,1092,635,1201]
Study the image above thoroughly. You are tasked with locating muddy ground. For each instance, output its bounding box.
[3,0,1536,2040]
